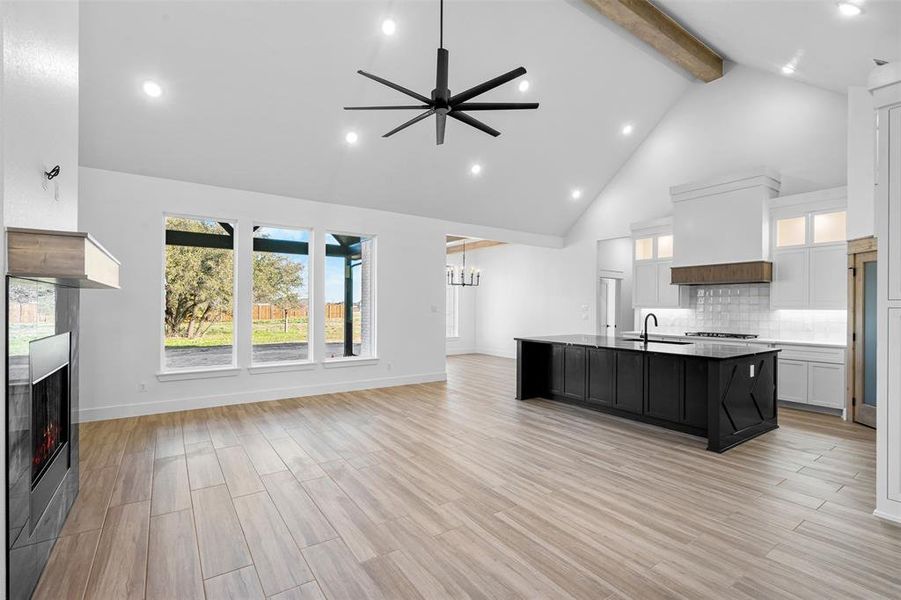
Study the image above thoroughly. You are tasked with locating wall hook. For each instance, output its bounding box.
[44,165,61,181]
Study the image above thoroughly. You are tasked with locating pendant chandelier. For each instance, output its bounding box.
[447,242,480,287]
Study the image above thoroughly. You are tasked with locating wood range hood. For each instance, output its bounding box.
[670,169,780,286]
[7,227,120,289]
[670,260,772,285]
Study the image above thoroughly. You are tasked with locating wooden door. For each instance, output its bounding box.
[851,250,877,427]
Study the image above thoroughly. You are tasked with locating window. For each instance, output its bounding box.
[252,226,310,364]
[656,235,673,259]
[446,283,459,338]
[776,216,806,247]
[163,217,235,370]
[813,211,846,244]
[635,237,654,260]
[324,233,374,359]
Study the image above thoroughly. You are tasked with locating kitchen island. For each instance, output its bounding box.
[516,335,780,452]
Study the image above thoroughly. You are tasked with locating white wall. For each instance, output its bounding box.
[445,253,477,355]
[469,65,848,356]
[1,1,80,591]
[569,65,847,245]
[2,0,79,230]
[847,86,876,240]
[78,168,559,420]
[470,241,597,358]
[596,237,633,334]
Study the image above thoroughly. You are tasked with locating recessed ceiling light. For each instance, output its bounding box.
[382,19,397,35]
[345,131,359,145]
[142,80,162,98]
[621,123,634,136]
[518,80,530,93]
[836,2,863,17]
[571,189,582,200]
[781,63,796,75]
[470,163,482,175]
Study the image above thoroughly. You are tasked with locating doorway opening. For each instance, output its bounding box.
[598,272,622,336]
[848,237,876,428]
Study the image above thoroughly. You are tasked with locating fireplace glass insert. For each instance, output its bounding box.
[28,332,71,533]
[31,364,69,484]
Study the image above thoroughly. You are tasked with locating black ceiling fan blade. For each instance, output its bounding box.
[356,70,432,104]
[453,102,539,111]
[449,67,527,105]
[383,109,436,138]
[448,111,500,137]
[436,111,447,145]
[344,105,432,110]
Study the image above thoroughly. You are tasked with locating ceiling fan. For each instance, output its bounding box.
[344,0,538,145]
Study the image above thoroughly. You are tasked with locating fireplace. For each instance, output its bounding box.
[28,333,71,534]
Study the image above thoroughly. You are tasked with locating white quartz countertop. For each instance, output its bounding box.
[622,331,846,349]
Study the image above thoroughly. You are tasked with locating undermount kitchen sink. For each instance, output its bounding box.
[623,338,694,345]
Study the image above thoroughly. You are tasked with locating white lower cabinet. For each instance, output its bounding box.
[778,359,808,403]
[777,344,846,409]
[807,362,845,408]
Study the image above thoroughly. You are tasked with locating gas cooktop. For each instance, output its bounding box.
[684,331,759,340]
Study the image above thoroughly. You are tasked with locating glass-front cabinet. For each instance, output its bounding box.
[632,218,680,308]
[770,191,848,310]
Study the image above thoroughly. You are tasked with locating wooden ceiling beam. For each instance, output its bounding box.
[584,0,723,82]
[446,240,505,254]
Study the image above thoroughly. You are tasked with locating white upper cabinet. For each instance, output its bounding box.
[770,188,848,310]
[656,261,679,307]
[631,218,682,308]
[771,247,808,308]
[634,262,658,307]
[809,245,847,308]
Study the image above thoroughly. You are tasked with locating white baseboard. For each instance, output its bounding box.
[873,508,901,525]
[473,345,516,359]
[446,347,477,356]
[78,371,447,422]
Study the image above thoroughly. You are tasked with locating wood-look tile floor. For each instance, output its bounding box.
[35,354,901,600]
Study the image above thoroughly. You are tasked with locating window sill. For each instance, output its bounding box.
[446,336,461,341]
[156,366,241,382]
[248,361,316,375]
[322,357,379,368]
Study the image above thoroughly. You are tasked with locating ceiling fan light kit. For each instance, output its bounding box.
[345,0,538,145]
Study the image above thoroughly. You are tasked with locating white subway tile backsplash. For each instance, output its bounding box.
[639,283,845,344]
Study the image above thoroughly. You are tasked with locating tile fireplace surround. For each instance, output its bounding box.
[6,278,80,600]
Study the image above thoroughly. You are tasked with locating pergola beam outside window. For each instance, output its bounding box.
[165,228,363,357]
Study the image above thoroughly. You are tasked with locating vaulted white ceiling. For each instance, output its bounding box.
[658,0,901,92]
[80,1,899,236]
[78,0,691,236]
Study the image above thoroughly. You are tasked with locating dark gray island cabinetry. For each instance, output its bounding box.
[516,335,780,452]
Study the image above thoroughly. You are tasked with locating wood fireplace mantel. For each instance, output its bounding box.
[7,227,120,289]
